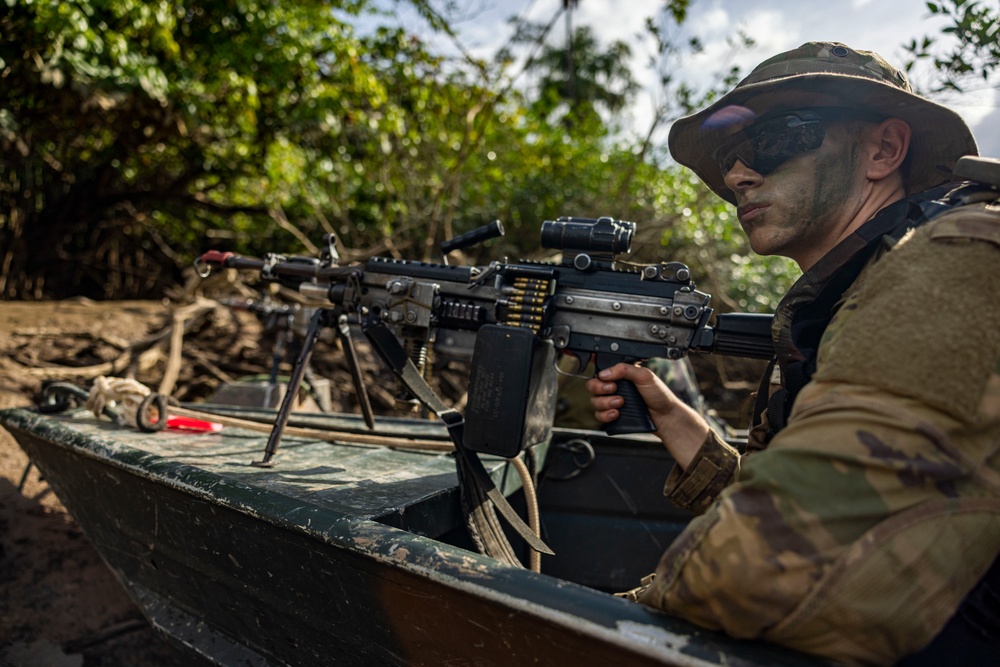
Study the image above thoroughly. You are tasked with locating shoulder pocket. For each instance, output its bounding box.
[929,202,1000,247]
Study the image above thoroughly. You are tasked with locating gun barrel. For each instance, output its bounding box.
[709,312,774,359]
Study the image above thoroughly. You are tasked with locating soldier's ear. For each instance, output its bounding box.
[865,118,910,182]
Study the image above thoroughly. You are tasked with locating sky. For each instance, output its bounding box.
[391,0,999,158]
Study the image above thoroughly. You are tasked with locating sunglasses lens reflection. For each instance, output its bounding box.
[716,117,826,176]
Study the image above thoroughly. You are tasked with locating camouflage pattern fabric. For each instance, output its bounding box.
[640,200,1000,665]
[661,430,740,514]
[661,184,966,512]
[752,41,908,88]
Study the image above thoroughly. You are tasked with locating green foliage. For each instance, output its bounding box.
[903,0,1000,92]
[0,0,796,311]
[654,170,799,312]
[626,6,794,312]
[518,24,640,131]
[1,0,387,296]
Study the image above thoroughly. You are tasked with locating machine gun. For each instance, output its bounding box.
[197,216,773,562]
[196,216,774,463]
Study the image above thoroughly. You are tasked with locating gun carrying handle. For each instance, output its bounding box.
[440,219,504,257]
[593,355,656,436]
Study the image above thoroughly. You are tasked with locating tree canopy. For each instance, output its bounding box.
[2,0,796,311]
[903,0,1000,93]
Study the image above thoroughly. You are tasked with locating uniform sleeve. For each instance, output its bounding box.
[639,210,1000,665]
[662,430,740,513]
[662,364,779,514]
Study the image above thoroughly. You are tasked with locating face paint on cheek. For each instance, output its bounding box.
[803,130,864,231]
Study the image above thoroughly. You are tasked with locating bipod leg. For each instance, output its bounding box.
[336,314,375,429]
[17,462,33,492]
[252,308,329,468]
[267,332,287,386]
[302,364,332,413]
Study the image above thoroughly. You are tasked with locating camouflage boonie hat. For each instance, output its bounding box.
[669,42,979,205]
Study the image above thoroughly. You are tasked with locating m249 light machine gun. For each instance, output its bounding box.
[196,216,773,563]
[196,216,773,463]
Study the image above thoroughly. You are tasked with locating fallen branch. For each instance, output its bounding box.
[186,348,236,385]
[21,346,163,381]
[19,299,218,384]
[12,329,130,349]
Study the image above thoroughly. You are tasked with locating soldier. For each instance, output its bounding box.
[587,42,1000,665]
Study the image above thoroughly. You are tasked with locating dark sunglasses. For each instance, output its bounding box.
[713,107,886,177]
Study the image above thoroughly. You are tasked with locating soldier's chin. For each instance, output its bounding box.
[744,229,784,258]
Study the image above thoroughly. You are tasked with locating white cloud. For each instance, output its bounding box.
[574,0,662,43]
[373,0,995,155]
[685,8,799,83]
[967,89,1000,158]
[740,10,801,53]
[688,5,733,39]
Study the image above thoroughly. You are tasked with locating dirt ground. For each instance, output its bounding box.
[0,301,202,666]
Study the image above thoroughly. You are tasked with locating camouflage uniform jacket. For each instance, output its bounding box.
[639,185,1000,665]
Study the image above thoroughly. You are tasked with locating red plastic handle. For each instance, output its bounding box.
[198,250,235,265]
[166,416,223,433]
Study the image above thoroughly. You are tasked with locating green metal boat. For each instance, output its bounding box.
[0,401,828,667]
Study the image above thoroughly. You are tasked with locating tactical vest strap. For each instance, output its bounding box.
[751,358,775,430]
[756,181,983,439]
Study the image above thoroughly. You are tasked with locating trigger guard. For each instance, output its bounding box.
[555,351,591,379]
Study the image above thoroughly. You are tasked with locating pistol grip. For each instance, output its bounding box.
[606,378,656,435]
[593,355,656,436]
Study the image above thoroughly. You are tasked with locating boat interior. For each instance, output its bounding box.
[190,401,700,595]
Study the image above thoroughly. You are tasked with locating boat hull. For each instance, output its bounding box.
[1,407,823,667]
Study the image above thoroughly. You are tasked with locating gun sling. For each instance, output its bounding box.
[362,321,554,564]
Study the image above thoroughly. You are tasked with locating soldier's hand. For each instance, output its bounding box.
[586,363,709,469]
[586,363,673,423]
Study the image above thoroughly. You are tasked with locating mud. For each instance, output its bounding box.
[0,301,196,666]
